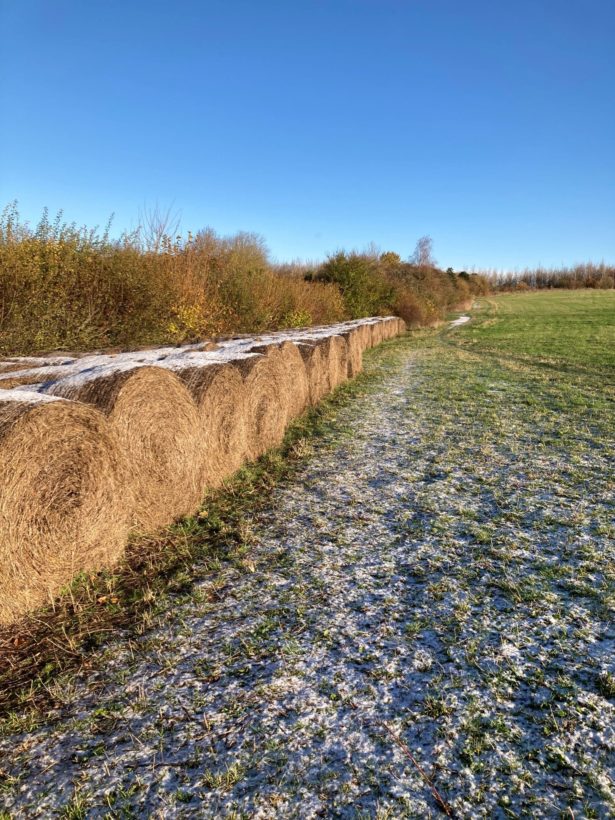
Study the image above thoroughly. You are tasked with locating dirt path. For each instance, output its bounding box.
[1,338,614,818]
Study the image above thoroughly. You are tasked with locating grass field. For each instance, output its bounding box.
[452,289,615,378]
[1,290,613,817]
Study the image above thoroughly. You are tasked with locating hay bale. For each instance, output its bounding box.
[230,354,289,460]
[341,329,363,378]
[249,340,309,421]
[276,341,309,421]
[250,343,294,423]
[0,364,71,389]
[172,360,248,489]
[0,370,68,391]
[318,335,349,391]
[0,363,35,375]
[46,364,203,531]
[369,321,384,347]
[0,356,75,373]
[356,323,373,351]
[295,342,329,405]
[0,392,129,624]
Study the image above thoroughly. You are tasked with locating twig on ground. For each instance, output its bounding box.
[348,698,455,817]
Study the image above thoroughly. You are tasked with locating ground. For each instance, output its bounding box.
[1,291,614,818]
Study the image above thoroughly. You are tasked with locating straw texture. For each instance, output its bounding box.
[231,354,289,460]
[317,335,349,392]
[341,329,363,378]
[274,341,310,421]
[47,365,203,530]
[0,393,129,623]
[176,361,248,489]
[296,343,329,406]
[0,317,406,622]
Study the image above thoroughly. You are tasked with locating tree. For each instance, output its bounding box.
[314,252,393,317]
[380,251,401,266]
[411,235,435,269]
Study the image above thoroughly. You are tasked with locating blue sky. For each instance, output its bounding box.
[1,0,613,269]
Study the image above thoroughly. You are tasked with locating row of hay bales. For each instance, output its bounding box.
[0,316,405,623]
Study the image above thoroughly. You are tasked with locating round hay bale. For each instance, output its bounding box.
[0,370,68,391]
[0,361,74,388]
[370,322,384,347]
[277,341,309,421]
[317,335,349,391]
[46,364,203,531]
[397,317,407,334]
[250,343,293,424]
[356,323,373,350]
[295,342,329,405]
[249,340,309,420]
[0,392,129,624]
[0,363,34,375]
[340,329,363,378]
[175,361,248,489]
[230,354,289,460]
[0,356,75,374]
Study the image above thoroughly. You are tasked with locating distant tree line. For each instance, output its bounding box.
[487,263,615,291]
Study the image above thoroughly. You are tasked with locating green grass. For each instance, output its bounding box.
[1,290,614,817]
[451,290,615,379]
[2,290,613,766]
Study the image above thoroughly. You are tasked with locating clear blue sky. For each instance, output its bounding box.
[1,0,613,270]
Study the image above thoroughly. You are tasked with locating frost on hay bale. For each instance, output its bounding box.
[340,329,363,378]
[231,353,289,460]
[174,361,248,489]
[296,342,329,406]
[46,364,203,531]
[0,370,68,391]
[0,392,129,624]
[0,356,75,375]
[0,364,35,376]
[0,375,40,391]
